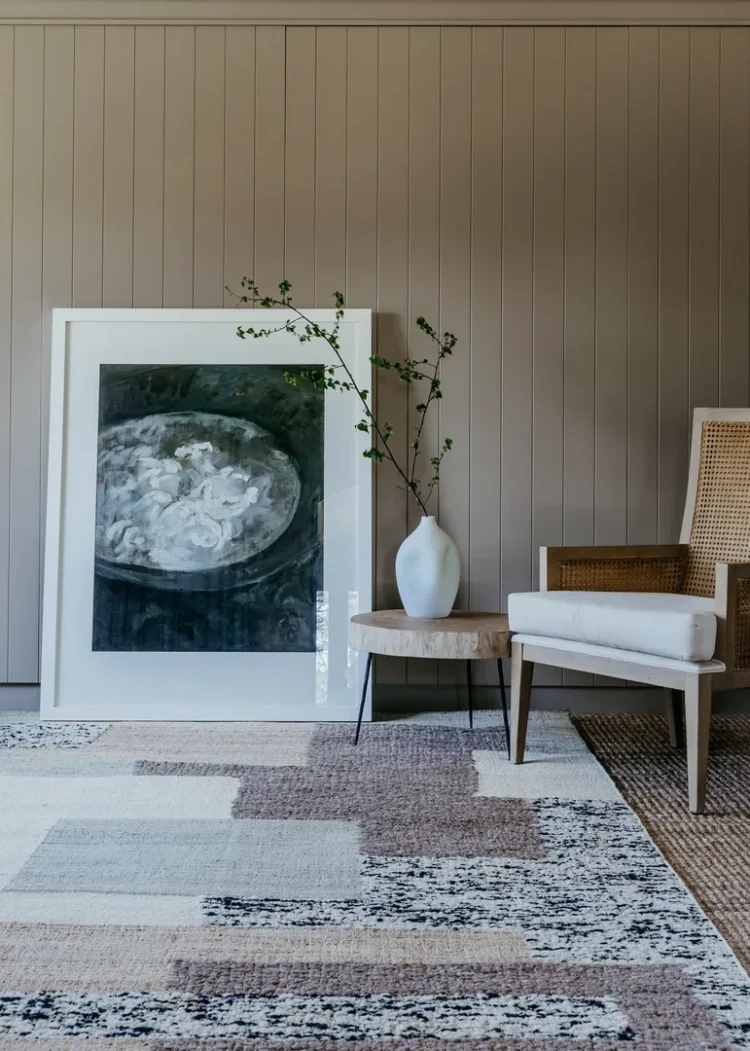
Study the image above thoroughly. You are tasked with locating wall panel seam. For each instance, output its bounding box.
[592,26,598,542]
[717,25,723,400]
[656,25,661,538]
[161,25,166,306]
[38,22,46,635]
[3,26,14,680]
[467,24,473,606]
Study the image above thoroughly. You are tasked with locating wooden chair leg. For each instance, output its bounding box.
[665,688,683,748]
[684,675,712,815]
[510,640,533,765]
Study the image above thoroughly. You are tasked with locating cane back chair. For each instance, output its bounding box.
[508,407,750,814]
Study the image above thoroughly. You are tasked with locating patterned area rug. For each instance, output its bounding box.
[1,710,749,1049]
[573,711,750,976]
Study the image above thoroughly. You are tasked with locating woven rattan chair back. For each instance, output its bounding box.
[681,414,750,598]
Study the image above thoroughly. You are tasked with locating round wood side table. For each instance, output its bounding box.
[349,610,511,752]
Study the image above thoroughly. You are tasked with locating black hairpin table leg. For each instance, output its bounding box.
[353,652,373,745]
[497,657,510,758]
[466,659,474,729]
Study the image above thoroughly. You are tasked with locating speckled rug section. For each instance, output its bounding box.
[1,712,750,1048]
[573,711,750,976]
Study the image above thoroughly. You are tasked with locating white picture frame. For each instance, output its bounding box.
[41,308,373,722]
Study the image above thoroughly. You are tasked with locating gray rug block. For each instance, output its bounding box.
[7,818,362,900]
[0,753,135,776]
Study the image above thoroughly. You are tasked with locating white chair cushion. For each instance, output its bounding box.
[507,591,717,662]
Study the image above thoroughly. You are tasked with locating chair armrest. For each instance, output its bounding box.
[541,545,689,593]
[714,562,750,669]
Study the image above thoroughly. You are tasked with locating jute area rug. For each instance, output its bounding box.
[0,710,749,1049]
[574,711,750,977]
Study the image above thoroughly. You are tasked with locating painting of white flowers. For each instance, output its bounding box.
[41,309,372,721]
[94,364,323,653]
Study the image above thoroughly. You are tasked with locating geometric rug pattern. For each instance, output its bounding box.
[0,710,749,1048]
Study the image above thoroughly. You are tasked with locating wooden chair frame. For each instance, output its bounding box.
[511,407,750,814]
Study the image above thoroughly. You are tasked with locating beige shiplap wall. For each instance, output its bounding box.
[1,23,749,689]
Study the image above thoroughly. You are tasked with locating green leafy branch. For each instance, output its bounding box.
[226,278,455,515]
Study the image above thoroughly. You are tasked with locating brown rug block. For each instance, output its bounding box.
[573,712,750,973]
[0,926,527,992]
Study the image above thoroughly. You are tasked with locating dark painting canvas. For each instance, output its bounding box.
[93,364,324,652]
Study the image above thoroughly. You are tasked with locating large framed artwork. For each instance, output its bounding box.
[41,309,372,721]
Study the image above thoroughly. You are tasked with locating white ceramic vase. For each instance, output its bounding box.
[395,516,460,619]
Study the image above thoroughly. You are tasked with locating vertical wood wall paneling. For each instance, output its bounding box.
[102,26,135,308]
[594,28,628,549]
[689,28,720,412]
[9,27,44,682]
[224,26,255,301]
[437,26,472,688]
[375,27,409,684]
[345,27,377,311]
[0,26,13,680]
[41,25,74,582]
[193,27,225,308]
[4,24,750,693]
[658,28,690,542]
[315,28,347,305]
[469,26,503,687]
[594,29,629,686]
[531,27,565,687]
[627,28,659,544]
[72,27,104,308]
[562,27,596,548]
[406,25,441,686]
[500,27,534,611]
[163,26,195,307]
[254,27,286,290]
[133,26,165,307]
[718,28,750,407]
[284,26,316,305]
[562,27,596,686]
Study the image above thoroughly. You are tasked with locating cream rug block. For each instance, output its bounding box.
[473,749,624,801]
[0,774,240,821]
[86,722,315,765]
[471,709,623,801]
